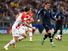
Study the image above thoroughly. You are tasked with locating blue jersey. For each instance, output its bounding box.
[37,7,55,25]
[55,10,64,25]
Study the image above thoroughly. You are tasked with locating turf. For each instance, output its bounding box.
[0,34,68,51]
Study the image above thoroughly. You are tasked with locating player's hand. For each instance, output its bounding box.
[37,19,40,22]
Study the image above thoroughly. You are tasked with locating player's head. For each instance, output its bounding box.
[24,7,31,12]
[44,2,51,10]
[59,6,64,13]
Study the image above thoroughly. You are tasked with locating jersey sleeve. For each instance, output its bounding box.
[21,12,26,22]
[36,8,43,19]
[12,13,22,29]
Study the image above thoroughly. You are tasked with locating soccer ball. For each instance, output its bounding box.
[55,35,62,41]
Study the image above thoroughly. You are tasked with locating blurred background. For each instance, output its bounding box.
[0,0,68,34]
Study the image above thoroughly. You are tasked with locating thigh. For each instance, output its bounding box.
[13,36,19,42]
[43,24,51,32]
[48,33,51,38]
[19,26,26,35]
[12,28,19,37]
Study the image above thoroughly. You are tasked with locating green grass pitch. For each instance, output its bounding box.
[0,34,68,51]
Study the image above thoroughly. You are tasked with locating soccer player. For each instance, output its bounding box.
[37,2,55,46]
[4,7,35,50]
[16,8,34,42]
[26,9,35,41]
[52,6,64,40]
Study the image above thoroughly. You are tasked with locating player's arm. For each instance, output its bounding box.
[36,8,43,22]
[54,10,60,18]
[12,13,22,29]
[23,22,35,29]
[50,10,56,21]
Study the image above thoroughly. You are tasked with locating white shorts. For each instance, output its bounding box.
[18,26,26,35]
[12,28,20,37]
[12,23,33,37]
[12,26,27,37]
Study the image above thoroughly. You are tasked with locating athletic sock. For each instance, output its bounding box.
[4,40,16,48]
[29,32,32,41]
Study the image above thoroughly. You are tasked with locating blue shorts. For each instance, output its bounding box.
[42,24,52,32]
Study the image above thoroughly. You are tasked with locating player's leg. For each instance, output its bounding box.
[18,33,27,41]
[29,28,33,41]
[59,26,63,40]
[28,24,33,41]
[52,29,58,38]
[18,35,24,41]
[18,26,27,41]
[60,29,62,36]
[4,28,19,50]
[52,25,58,39]
[4,36,18,50]
[41,24,48,45]
[48,29,55,47]
[32,27,36,34]
[42,34,48,45]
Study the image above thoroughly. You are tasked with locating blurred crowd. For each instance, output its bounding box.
[0,0,68,28]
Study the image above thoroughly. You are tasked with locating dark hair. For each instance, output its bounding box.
[44,2,50,5]
[25,7,30,12]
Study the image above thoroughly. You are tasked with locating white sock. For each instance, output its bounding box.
[4,40,15,48]
[4,43,10,48]
[30,36,32,41]
[29,32,32,41]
